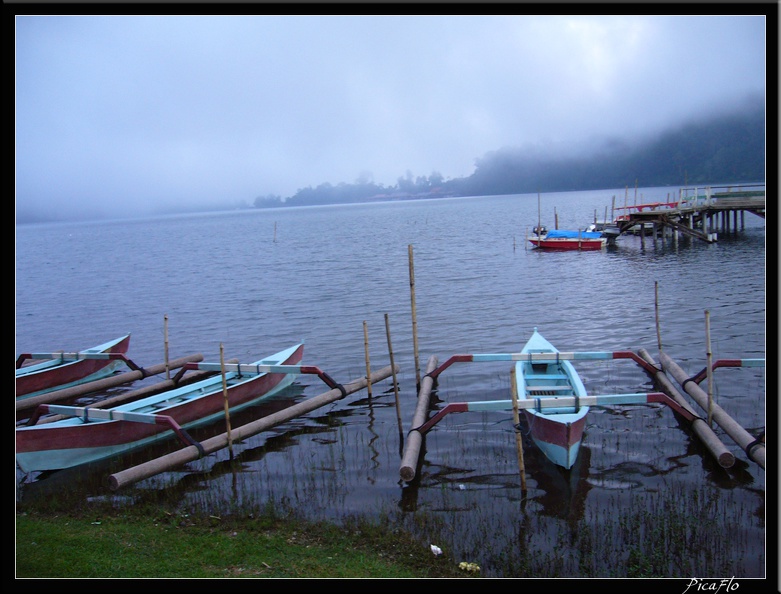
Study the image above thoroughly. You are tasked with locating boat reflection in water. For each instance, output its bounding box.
[522,433,592,527]
[398,407,592,527]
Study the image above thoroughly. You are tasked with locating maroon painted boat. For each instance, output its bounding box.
[16,334,132,400]
[16,343,305,473]
[529,229,607,251]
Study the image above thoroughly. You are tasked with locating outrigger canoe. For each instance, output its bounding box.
[15,334,132,400]
[402,328,700,477]
[16,343,307,473]
[514,328,589,469]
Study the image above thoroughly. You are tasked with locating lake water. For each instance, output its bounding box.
[15,187,767,578]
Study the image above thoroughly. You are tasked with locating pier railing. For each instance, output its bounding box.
[610,184,765,242]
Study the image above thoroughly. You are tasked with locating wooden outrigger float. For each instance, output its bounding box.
[400,328,761,482]
[660,352,765,469]
[107,362,400,490]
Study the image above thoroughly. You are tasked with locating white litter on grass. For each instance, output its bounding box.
[430,544,443,556]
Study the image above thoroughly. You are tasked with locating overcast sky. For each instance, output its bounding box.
[15,15,767,222]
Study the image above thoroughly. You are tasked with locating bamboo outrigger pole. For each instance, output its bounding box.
[399,355,439,482]
[108,364,400,491]
[659,351,764,469]
[637,348,734,468]
[16,354,204,413]
[35,358,235,425]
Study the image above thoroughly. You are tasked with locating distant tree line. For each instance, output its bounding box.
[255,96,765,209]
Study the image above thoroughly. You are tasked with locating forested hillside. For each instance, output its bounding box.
[265,97,765,208]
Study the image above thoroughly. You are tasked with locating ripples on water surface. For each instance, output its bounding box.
[15,188,767,577]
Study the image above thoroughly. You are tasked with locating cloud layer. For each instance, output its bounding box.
[15,15,767,221]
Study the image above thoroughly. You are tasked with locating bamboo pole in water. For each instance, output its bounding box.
[399,355,438,482]
[637,348,734,468]
[537,193,541,234]
[408,244,421,388]
[219,344,234,459]
[705,310,714,427]
[108,364,399,490]
[363,321,372,398]
[654,281,663,355]
[164,315,170,380]
[385,313,402,434]
[16,354,204,413]
[659,351,764,469]
[510,366,527,491]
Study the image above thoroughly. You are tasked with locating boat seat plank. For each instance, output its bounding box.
[524,373,568,380]
[526,385,572,392]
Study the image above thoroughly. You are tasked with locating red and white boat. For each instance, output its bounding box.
[399,329,699,476]
[529,229,607,250]
[16,334,132,400]
[16,343,306,473]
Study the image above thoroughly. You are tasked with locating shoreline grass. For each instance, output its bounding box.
[16,504,468,579]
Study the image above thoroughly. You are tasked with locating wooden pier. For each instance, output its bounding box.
[609,184,765,243]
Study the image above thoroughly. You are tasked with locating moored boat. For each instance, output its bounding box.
[529,229,607,250]
[399,329,701,481]
[16,343,304,473]
[513,328,589,469]
[16,334,132,400]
